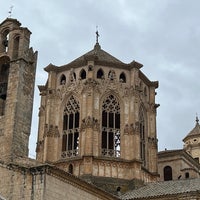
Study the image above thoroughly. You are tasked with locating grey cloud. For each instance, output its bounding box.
[1,0,199,157]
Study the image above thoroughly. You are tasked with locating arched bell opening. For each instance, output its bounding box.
[0,55,10,115]
[1,29,9,53]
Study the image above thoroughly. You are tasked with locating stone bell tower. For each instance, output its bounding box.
[0,18,37,161]
[36,37,159,193]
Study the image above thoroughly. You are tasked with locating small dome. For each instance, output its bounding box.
[183,117,200,142]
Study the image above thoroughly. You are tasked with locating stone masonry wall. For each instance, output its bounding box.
[0,164,44,200]
[45,174,108,200]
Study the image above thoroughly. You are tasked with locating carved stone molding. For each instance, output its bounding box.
[83,78,99,95]
[84,157,92,163]
[88,65,93,71]
[148,136,158,147]
[124,123,138,135]
[57,82,82,100]
[44,124,60,138]
[57,76,138,100]
[38,106,45,117]
[149,103,160,113]
[81,116,100,131]
[124,124,129,134]
[36,140,44,152]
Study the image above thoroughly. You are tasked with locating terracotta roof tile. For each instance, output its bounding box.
[121,178,200,199]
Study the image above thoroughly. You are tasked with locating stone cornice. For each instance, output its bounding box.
[139,71,159,88]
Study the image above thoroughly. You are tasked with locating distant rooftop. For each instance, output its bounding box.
[183,117,200,141]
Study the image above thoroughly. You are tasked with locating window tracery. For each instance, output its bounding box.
[62,95,80,158]
[101,95,120,157]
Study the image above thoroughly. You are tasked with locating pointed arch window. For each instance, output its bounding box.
[139,107,146,166]
[60,74,66,85]
[164,166,172,181]
[80,69,86,80]
[101,95,120,157]
[119,72,126,83]
[62,95,80,158]
[97,68,104,79]
[1,29,9,53]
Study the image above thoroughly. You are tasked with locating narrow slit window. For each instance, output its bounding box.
[139,107,146,166]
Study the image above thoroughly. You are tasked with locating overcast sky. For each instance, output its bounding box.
[1,0,200,158]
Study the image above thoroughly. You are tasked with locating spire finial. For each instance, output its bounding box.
[8,5,14,18]
[196,113,199,124]
[96,26,100,44]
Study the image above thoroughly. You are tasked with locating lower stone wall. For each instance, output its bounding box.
[0,163,44,200]
[0,162,117,200]
[44,174,106,200]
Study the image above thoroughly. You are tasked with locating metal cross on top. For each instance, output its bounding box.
[96,26,100,43]
[8,5,14,18]
[196,114,199,124]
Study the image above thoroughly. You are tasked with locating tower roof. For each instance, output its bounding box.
[44,42,143,72]
[0,18,21,27]
[183,117,200,142]
[68,42,123,66]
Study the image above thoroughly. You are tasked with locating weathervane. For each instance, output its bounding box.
[8,5,14,18]
[96,26,100,44]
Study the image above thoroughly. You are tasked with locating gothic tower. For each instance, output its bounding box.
[36,39,159,192]
[0,18,37,161]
